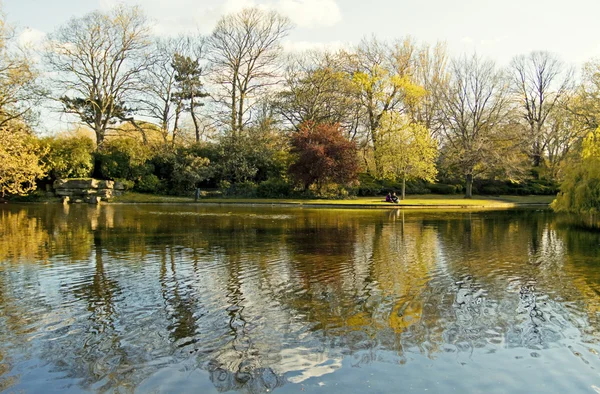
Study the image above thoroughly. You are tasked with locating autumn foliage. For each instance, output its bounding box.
[288,122,359,191]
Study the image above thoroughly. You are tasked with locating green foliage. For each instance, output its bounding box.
[219,180,258,197]
[211,133,288,186]
[428,183,460,195]
[150,145,211,195]
[357,173,435,196]
[552,157,600,214]
[257,178,293,198]
[96,138,152,181]
[357,173,383,196]
[473,179,559,196]
[377,114,438,183]
[42,134,95,179]
[0,126,47,197]
[135,174,161,193]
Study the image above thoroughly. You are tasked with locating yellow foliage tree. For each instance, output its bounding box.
[0,126,47,196]
[378,113,438,199]
[347,37,427,177]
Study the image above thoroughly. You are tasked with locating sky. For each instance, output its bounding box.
[5,0,600,68]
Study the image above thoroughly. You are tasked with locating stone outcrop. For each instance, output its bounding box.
[53,178,124,204]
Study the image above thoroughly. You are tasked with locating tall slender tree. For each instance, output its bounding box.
[172,51,209,143]
[510,51,572,169]
[208,8,292,136]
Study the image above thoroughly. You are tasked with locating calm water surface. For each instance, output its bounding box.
[1,204,600,393]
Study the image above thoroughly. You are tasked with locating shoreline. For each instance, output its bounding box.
[108,194,554,210]
[108,201,550,210]
[6,193,555,210]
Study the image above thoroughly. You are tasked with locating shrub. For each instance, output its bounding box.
[150,146,212,195]
[220,180,257,197]
[428,183,458,195]
[135,174,162,193]
[96,138,152,181]
[42,135,95,179]
[357,173,383,196]
[257,178,293,198]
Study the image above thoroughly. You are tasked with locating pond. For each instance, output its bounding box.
[1,204,600,393]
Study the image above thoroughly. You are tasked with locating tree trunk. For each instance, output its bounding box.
[190,97,200,143]
[401,176,406,200]
[231,72,238,136]
[465,173,473,199]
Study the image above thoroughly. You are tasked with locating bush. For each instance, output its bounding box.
[42,135,95,180]
[257,178,293,198]
[219,180,258,197]
[210,133,289,185]
[405,180,431,195]
[135,174,162,193]
[428,183,459,195]
[357,173,383,196]
[150,146,212,195]
[96,138,152,181]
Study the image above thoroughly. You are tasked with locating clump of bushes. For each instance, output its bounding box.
[257,178,293,198]
[41,134,95,180]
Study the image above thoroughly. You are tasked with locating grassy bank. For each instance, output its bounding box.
[110,192,554,208]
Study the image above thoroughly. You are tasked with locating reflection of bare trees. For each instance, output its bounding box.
[159,246,199,344]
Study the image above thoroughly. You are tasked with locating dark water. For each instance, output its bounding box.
[1,204,600,393]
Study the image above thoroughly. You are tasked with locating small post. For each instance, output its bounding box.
[195,188,201,201]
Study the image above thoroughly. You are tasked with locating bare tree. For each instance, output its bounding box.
[510,51,573,169]
[44,5,152,149]
[407,42,449,139]
[0,9,43,128]
[207,7,292,137]
[441,54,512,198]
[138,37,185,145]
[568,59,600,135]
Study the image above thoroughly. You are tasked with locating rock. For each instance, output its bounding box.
[97,180,114,189]
[54,189,75,197]
[96,190,113,199]
[113,181,126,191]
[54,178,99,190]
[53,178,119,201]
[85,196,102,204]
[74,199,83,204]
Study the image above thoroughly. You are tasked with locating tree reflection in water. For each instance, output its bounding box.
[1,205,600,392]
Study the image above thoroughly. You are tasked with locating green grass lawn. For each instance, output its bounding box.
[112,192,555,207]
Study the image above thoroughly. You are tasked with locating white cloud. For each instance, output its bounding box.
[480,35,508,47]
[283,39,346,53]
[277,0,342,27]
[460,36,474,45]
[97,0,342,35]
[18,28,46,48]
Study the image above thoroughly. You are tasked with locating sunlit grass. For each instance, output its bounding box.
[112,192,554,208]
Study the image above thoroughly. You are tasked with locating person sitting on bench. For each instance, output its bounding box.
[391,192,399,203]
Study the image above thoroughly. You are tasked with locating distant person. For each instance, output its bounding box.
[391,192,399,203]
[386,192,392,203]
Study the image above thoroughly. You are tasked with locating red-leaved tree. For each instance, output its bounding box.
[288,122,359,191]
